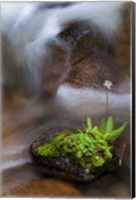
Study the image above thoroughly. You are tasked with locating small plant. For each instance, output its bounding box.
[36,116,128,172]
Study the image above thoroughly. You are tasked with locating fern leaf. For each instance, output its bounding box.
[90,127,103,139]
[86,116,92,130]
[105,122,128,141]
[106,116,114,134]
[99,118,107,133]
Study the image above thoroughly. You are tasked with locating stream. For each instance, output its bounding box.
[1,2,131,198]
[2,84,131,197]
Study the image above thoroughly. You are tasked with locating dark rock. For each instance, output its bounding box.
[30,133,120,182]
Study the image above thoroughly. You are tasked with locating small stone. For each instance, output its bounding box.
[85,169,90,174]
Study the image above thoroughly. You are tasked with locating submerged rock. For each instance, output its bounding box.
[4,179,81,197]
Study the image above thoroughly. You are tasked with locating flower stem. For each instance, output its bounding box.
[105,88,109,118]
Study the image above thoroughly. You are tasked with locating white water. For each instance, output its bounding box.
[2,2,125,95]
[2,82,130,171]
[57,84,130,119]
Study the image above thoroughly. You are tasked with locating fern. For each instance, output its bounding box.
[86,116,92,130]
[84,116,127,142]
[105,122,128,141]
[90,127,103,139]
[99,118,107,133]
[85,116,92,133]
[106,116,114,134]
[37,115,128,171]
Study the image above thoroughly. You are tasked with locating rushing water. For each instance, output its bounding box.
[2,84,131,197]
[2,2,125,96]
[1,2,131,197]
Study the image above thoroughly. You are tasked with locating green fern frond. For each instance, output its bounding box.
[106,116,114,134]
[99,118,107,133]
[105,122,128,141]
[90,127,103,139]
[37,115,128,172]
[86,116,92,133]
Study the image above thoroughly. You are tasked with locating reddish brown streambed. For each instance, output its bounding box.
[4,167,130,197]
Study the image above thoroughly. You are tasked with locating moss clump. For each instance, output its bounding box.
[37,116,127,172]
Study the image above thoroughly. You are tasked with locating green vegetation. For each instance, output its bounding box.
[36,116,128,172]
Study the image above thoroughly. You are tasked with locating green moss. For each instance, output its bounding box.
[37,116,128,172]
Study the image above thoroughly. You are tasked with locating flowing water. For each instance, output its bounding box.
[2,84,131,197]
[1,2,131,198]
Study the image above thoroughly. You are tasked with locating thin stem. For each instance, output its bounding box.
[119,144,126,165]
[105,89,109,118]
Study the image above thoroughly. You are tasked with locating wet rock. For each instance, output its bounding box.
[30,133,120,182]
[58,6,130,90]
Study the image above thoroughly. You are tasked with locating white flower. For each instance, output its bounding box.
[103,80,113,90]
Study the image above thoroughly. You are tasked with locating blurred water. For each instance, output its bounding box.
[2,83,131,197]
[1,2,130,197]
[2,2,125,96]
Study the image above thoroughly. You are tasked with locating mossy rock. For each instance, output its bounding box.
[30,116,128,182]
[30,132,119,182]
